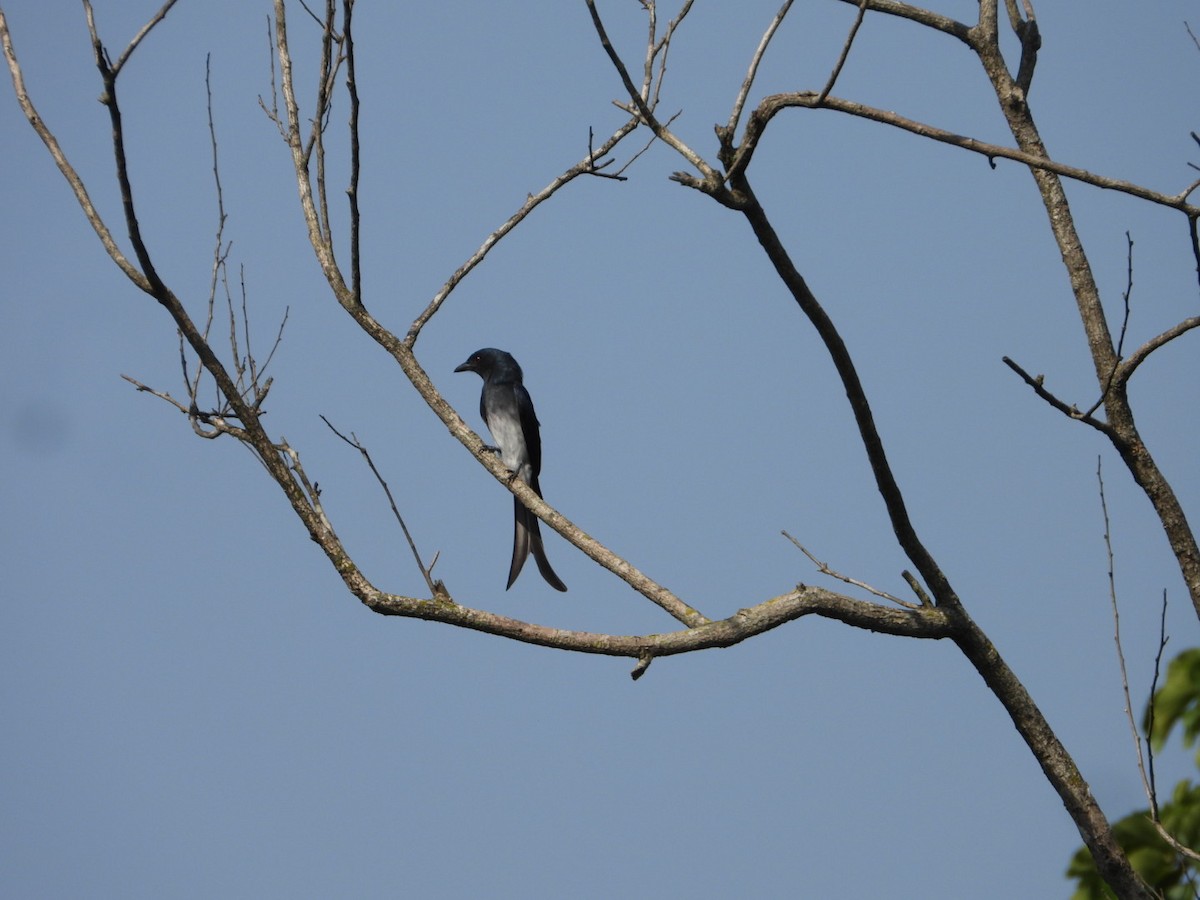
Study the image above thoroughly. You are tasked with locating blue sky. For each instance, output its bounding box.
[3,1,1198,896]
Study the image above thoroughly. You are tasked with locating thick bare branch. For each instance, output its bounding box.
[831,0,970,42]
[970,4,1200,622]
[731,171,959,611]
[363,582,954,677]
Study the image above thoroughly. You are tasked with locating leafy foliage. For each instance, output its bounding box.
[1146,649,1200,767]
[1067,649,1200,899]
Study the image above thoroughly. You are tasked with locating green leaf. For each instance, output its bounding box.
[1144,647,1200,764]
[1069,650,1200,897]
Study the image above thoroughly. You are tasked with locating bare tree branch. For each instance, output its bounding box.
[1113,316,1200,387]
[814,0,867,106]
[264,1,709,629]
[109,0,180,77]
[584,0,720,185]
[646,0,694,111]
[271,0,352,305]
[729,92,1200,216]
[1100,458,1155,809]
[344,0,361,304]
[404,116,641,347]
[1002,0,1039,94]
[0,9,148,291]
[976,0,1200,622]
[1001,357,1113,435]
[589,3,1168,895]
[321,416,447,601]
[6,3,1194,894]
[1104,475,1200,866]
[362,582,953,675]
[726,0,794,135]
[830,0,970,42]
[782,530,918,609]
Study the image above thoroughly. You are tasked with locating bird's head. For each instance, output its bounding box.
[454,348,521,380]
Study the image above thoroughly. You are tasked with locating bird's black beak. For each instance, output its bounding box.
[454,360,474,373]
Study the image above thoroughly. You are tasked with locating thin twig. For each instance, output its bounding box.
[814,0,868,106]
[344,0,361,305]
[1098,457,1155,811]
[258,15,285,135]
[320,416,444,599]
[1142,593,1200,863]
[1083,232,1134,418]
[640,0,657,102]
[1001,356,1114,435]
[586,125,629,180]
[0,9,148,290]
[1187,20,1200,53]
[110,0,181,77]
[782,530,919,609]
[205,54,231,408]
[901,570,934,608]
[1144,590,1169,817]
[727,0,794,134]
[120,374,243,440]
[585,0,719,182]
[404,116,641,346]
[648,0,695,111]
[272,0,352,303]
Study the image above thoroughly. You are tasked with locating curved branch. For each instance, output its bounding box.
[971,8,1200,623]
[11,1,368,631]
[342,316,712,628]
[831,0,971,43]
[268,2,691,627]
[1113,316,1200,386]
[362,583,954,676]
[730,91,1200,216]
[731,173,960,610]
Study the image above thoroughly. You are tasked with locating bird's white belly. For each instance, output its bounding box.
[488,416,527,474]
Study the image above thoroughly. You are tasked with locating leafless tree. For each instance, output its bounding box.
[3,1,1197,896]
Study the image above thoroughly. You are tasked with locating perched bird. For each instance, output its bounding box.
[455,348,568,592]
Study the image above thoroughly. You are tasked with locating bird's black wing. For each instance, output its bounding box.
[514,381,542,480]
